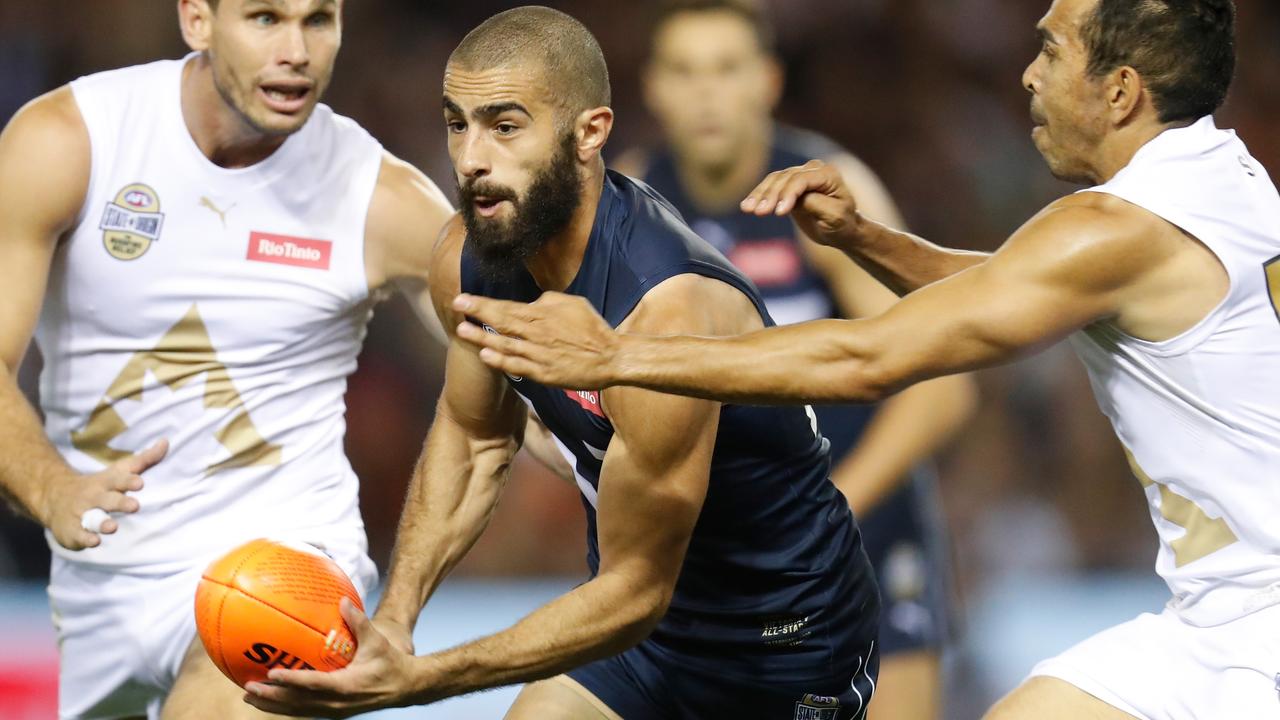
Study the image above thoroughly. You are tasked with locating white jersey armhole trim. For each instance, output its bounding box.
[352,152,386,304]
[66,81,101,235]
[1075,189,1236,359]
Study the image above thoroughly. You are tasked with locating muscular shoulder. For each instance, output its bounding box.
[426,213,468,330]
[364,152,453,288]
[621,273,764,338]
[1004,192,1176,293]
[0,86,91,236]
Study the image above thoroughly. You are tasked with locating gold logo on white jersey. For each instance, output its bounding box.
[99,183,165,260]
[1124,447,1237,567]
[199,196,235,228]
[71,305,282,475]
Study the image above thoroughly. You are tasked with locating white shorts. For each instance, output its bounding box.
[1029,602,1280,719]
[48,538,376,720]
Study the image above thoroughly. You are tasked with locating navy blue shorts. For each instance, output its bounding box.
[856,471,951,656]
[567,638,879,720]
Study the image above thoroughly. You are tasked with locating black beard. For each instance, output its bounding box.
[460,132,582,283]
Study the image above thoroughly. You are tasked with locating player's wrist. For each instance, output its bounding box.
[32,468,77,527]
[371,602,419,633]
[405,651,458,705]
[843,210,875,248]
[610,333,647,388]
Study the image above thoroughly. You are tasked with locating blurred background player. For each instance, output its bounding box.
[614,2,976,717]
[0,0,559,717]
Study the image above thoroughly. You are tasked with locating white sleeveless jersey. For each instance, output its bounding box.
[1069,117,1280,626]
[38,57,384,570]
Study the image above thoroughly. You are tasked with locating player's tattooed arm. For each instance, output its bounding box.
[0,87,168,550]
[374,215,527,635]
[743,158,990,296]
[456,198,1163,404]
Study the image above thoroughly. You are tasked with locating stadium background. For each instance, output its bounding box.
[0,1,1276,717]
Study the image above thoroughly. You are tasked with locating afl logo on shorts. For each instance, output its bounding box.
[99,183,165,260]
[794,694,840,720]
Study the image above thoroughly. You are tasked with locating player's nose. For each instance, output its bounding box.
[1022,59,1039,95]
[455,132,491,178]
[277,24,310,68]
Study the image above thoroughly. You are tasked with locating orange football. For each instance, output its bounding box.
[194,538,363,688]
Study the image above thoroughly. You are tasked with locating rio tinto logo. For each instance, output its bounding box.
[247,232,332,270]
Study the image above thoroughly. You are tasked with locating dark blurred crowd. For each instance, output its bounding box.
[1,2,1277,615]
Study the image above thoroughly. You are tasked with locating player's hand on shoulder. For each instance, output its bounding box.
[43,439,167,551]
[453,291,620,390]
[741,158,861,247]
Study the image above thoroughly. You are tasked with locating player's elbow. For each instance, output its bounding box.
[826,356,898,404]
[817,326,902,403]
[605,576,674,649]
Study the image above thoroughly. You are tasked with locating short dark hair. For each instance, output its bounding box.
[449,6,611,116]
[648,0,776,56]
[1080,0,1235,123]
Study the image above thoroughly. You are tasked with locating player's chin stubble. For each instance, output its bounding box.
[460,131,583,283]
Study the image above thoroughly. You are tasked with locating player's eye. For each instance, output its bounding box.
[495,123,518,136]
[446,120,467,134]
[305,12,334,28]
[250,12,277,27]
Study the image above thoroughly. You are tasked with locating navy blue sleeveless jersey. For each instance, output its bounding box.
[460,170,879,682]
[644,126,952,656]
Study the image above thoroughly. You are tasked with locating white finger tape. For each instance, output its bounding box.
[80,508,110,533]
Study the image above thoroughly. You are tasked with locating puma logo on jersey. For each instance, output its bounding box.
[247,232,333,270]
[199,196,235,227]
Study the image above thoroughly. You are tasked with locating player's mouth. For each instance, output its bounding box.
[259,81,313,114]
[473,196,512,218]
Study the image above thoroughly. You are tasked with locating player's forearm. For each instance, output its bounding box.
[839,215,990,296]
[609,318,890,405]
[376,414,515,629]
[832,373,977,515]
[0,364,73,524]
[405,571,665,704]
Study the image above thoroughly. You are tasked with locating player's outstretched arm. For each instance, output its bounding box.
[456,197,1159,404]
[743,158,990,295]
[0,87,168,550]
[373,217,527,637]
[247,275,735,716]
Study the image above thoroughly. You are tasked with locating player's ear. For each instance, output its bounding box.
[178,0,215,53]
[575,106,615,163]
[1106,65,1144,127]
